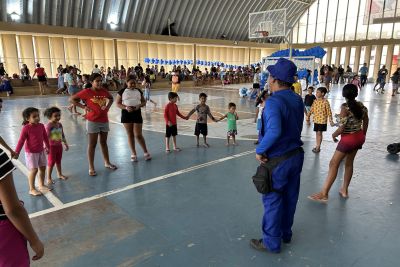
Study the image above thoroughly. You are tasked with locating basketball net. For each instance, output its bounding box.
[255,31,269,37]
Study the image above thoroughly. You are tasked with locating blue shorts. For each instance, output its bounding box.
[68,85,80,95]
[144,89,150,100]
[256,119,262,131]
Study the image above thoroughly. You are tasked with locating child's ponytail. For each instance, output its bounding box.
[342,84,363,120]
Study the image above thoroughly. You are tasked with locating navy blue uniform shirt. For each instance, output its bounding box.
[256,89,304,157]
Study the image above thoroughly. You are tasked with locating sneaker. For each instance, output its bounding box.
[249,239,280,253]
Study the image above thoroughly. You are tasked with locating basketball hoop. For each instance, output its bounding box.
[249,9,286,39]
[255,31,269,37]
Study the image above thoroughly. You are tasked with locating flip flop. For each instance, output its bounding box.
[173,148,181,152]
[144,153,152,160]
[89,170,97,176]
[29,190,43,196]
[58,175,69,180]
[339,191,349,199]
[105,164,118,170]
[312,148,321,153]
[165,149,171,153]
[131,155,138,162]
[307,195,328,203]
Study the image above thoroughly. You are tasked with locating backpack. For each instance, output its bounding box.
[172,75,179,83]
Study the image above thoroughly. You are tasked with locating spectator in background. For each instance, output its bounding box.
[0,63,7,78]
[338,65,344,84]
[32,63,47,95]
[359,63,369,87]
[0,74,14,96]
[20,64,31,81]
[92,64,101,74]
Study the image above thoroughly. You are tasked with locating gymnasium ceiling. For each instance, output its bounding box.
[0,0,314,43]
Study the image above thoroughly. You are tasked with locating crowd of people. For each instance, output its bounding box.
[318,63,400,96]
[0,61,259,98]
[0,57,371,264]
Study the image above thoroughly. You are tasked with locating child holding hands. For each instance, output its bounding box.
[217,103,239,146]
[164,92,188,152]
[15,107,51,196]
[44,107,69,185]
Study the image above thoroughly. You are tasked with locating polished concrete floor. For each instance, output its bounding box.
[0,82,399,267]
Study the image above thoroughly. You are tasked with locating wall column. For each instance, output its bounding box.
[373,45,383,80]
[1,34,19,75]
[113,39,119,68]
[193,44,196,68]
[326,47,332,65]
[335,47,341,67]
[344,46,351,68]
[385,44,394,81]
[364,45,372,78]
[354,46,361,73]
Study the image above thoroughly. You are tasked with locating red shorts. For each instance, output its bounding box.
[48,145,63,167]
[0,219,30,266]
[336,130,366,153]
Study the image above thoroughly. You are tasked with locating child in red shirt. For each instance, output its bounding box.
[164,92,188,152]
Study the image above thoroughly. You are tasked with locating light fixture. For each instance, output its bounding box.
[10,12,20,21]
[109,22,118,30]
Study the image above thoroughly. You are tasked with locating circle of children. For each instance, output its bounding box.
[2,71,241,196]
[2,61,362,198]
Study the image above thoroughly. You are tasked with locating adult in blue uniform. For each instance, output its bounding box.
[250,58,305,253]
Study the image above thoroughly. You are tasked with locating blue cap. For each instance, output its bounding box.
[267,58,297,83]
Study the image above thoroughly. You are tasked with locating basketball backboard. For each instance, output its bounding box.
[249,9,287,39]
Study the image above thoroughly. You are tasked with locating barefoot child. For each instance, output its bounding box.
[14,107,51,196]
[306,87,334,153]
[186,93,218,147]
[44,107,69,185]
[218,103,239,146]
[164,92,187,152]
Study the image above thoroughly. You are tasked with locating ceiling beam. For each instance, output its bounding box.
[174,0,191,36]
[148,0,167,34]
[187,0,209,38]
[100,0,112,30]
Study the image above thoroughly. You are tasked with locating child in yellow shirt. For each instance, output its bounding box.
[292,74,302,96]
[306,87,334,153]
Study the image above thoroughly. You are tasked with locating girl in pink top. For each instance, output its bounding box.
[351,75,362,91]
[14,107,51,196]
[44,107,69,185]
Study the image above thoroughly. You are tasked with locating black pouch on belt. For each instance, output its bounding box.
[252,147,304,194]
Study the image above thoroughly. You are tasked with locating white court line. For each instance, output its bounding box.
[29,149,254,218]
[0,145,64,207]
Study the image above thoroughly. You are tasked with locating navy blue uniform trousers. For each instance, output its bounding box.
[261,151,304,252]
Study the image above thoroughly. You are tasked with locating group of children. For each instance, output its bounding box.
[11,106,69,196]
[4,70,354,197]
[163,92,239,151]
[2,87,240,196]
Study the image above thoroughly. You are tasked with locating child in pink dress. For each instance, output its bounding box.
[15,107,51,196]
[351,75,362,90]
[44,107,69,185]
